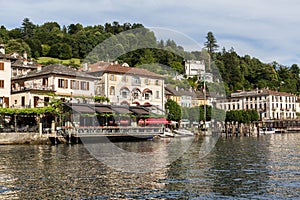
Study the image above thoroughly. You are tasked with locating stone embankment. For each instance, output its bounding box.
[0,133,51,145]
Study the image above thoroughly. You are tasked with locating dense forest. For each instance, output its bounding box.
[0,18,299,95]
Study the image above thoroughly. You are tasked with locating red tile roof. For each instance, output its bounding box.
[88,63,164,79]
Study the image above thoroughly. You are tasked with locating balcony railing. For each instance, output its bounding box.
[12,85,55,93]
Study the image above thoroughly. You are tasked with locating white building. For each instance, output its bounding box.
[11,64,96,108]
[184,60,213,83]
[217,89,297,120]
[88,63,165,113]
[185,60,205,77]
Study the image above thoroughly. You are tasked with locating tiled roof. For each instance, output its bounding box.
[81,61,112,72]
[11,59,38,69]
[88,64,164,79]
[12,64,97,80]
[230,89,296,98]
[165,85,206,99]
[0,53,18,60]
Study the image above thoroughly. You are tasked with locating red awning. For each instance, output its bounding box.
[139,118,170,125]
[142,88,152,94]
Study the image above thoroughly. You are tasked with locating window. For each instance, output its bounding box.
[120,88,130,98]
[80,81,89,90]
[58,79,68,88]
[0,62,4,70]
[156,91,159,98]
[133,91,139,99]
[21,96,25,106]
[132,76,141,85]
[70,80,80,90]
[145,93,150,100]
[71,80,77,89]
[110,74,116,81]
[122,75,127,82]
[155,80,159,85]
[110,86,115,95]
[0,80,4,88]
[121,91,128,98]
[145,79,149,85]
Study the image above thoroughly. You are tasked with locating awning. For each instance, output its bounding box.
[130,107,149,115]
[94,106,113,113]
[132,88,141,93]
[70,105,95,114]
[139,118,170,125]
[111,106,132,114]
[142,88,152,94]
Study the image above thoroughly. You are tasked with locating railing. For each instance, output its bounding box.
[62,126,164,136]
[12,85,55,92]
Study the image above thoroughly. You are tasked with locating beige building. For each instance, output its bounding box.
[11,64,96,108]
[88,63,165,113]
[217,89,297,120]
[165,85,208,108]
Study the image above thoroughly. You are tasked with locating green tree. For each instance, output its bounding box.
[58,43,72,59]
[204,31,219,54]
[21,18,36,39]
[6,39,31,56]
[165,99,181,122]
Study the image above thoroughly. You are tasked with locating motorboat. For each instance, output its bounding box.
[173,128,194,136]
[260,127,276,134]
[160,128,175,137]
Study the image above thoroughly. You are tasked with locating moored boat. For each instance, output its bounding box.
[260,127,276,134]
[173,129,194,136]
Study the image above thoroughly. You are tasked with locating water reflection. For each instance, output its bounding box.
[0,134,299,199]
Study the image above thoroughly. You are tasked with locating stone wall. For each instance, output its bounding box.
[0,133,50,144]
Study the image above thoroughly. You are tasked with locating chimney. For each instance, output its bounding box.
[83,63,88,71]
[0,44,5,54]
[37,65,42,71]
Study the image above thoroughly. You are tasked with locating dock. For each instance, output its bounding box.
[49,126,164,144]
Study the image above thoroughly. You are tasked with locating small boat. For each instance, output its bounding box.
[260,127,276,134]
[160,128,175,137]
[173,129,194,136]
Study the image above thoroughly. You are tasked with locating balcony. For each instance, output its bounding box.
[12,85,56,93]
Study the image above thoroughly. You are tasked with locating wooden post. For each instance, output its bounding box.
[39,122,42,137]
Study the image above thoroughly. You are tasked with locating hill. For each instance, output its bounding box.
[0,18,299,94]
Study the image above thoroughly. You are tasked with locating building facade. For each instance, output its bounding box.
[88,64,165,112]
[11,64,96,108]
[0,56,12,107]
[165,85,208,108]
[217,89,297,120]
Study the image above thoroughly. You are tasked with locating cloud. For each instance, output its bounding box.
[0,0,300,65]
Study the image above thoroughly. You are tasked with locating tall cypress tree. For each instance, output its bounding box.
[204,31,219,54]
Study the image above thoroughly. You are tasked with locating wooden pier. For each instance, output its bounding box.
[260,119,300,133]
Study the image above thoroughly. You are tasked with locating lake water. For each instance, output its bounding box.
[0,133,299,199]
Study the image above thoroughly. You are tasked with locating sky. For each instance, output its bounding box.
[1,0,299,66]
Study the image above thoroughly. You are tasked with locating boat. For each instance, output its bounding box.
[260,127,276,134]
[173,128,194,136]
[160,128,175,137]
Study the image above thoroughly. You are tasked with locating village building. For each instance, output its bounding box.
[87,62,166,114]
[184,60,214,83]
[165,85,208,107]
[0,44,16,108]
[217,89,297,120]
[11,64,96,108]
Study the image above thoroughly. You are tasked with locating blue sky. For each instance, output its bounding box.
[1,0,299,66]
